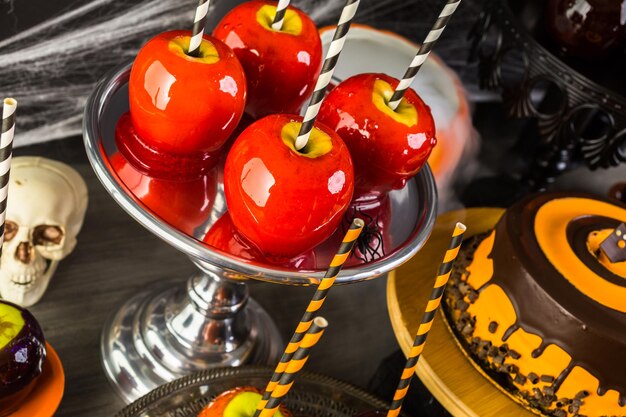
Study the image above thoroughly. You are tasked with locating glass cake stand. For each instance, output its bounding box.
[82,62,438,403]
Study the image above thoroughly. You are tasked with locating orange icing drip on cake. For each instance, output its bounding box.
[444,193,626,417]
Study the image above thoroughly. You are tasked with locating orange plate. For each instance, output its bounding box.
[11,342,64,417]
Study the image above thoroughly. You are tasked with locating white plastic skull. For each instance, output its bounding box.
[0,156,88,306]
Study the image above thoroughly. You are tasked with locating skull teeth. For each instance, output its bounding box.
[11,275,35,285]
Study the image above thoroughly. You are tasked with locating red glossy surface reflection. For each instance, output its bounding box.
[129,30,246,157]
[108,151,217,236]
[224,114,354,258]
[318,73,437,199]
[115,112,219,180]
[203,212,316,269]
[213,0,322,119]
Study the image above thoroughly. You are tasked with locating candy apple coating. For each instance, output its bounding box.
[108,149,217,236]
[224,114,354,258]
[197,386,291,417]
[115,111,221,181]
[0,300,46,414]
[204,212,317,269]
[213,0,322,119]
[129,30,246,160]
[317,73,436,198]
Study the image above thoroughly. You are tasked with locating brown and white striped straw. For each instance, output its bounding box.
[271,0,291,31]
[254,218,364,413]
[294,0,360,151]
[387,0,461,111]
[0,98,17,257]
[257,317,328,417]
[386,222,466,417]
[188,0,210,57]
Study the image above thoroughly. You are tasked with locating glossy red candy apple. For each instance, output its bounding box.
[127,30,246,176]
[224,114,354,259]
[108,144,217,236]
[203,212,317,269]
[198,386,292,417]
[318,73,436,199]
[213,0,322,119]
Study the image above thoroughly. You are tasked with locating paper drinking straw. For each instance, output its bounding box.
[255,218,364,412]
[294,0,360,151]
[271,0,290,31]
[386,222,466,417]
[257,317,328,417]
[188,0,210,57]
[0,98,16,257]
[387,0,461,111]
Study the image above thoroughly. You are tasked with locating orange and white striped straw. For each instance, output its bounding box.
[257,317,328,417]
[254,218,364,414]
[387,222,466,417]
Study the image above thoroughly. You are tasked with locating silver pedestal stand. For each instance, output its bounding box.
[83,63,438,403]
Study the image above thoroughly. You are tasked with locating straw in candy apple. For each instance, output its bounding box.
[224,114,354,259]
[213,0,322,119]
[126,30,246,177]
[198,386,291,417]
[318,73,436,199]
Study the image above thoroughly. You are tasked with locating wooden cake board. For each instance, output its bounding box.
[387,208,537,417]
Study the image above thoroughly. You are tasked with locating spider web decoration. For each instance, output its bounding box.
[0,0,199,147]
[0,0,481,148]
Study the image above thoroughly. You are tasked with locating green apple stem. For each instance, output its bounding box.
[295,0,360,151]
[388,0,461,111]
[188,0,210,57]
[271,0,290,31]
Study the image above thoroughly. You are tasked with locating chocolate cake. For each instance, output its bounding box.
[444,192,626,417]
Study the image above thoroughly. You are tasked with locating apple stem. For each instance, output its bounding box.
[0,97,17,259]
[188,0,210,57]
[388,0,461,111]
[271,0,290,31]
[295,0,360,151]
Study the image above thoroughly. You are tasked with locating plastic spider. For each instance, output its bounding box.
[342,206,385,263]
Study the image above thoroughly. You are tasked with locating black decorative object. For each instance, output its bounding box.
[469,0,626,189]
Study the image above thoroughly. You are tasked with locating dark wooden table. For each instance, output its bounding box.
[19,136,399,416]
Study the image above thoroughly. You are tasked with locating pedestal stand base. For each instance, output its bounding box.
[101,280,282,403]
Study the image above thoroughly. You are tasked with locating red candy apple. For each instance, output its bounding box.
[213,0,322,119]
[128,30,246,174]
[318,73,436,198]
[108,144,217,236]
[203,212,317,269]
[224,114,354,258]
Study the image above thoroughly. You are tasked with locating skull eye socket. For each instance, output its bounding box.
[32,225,64,247]
[4,221,17,242]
